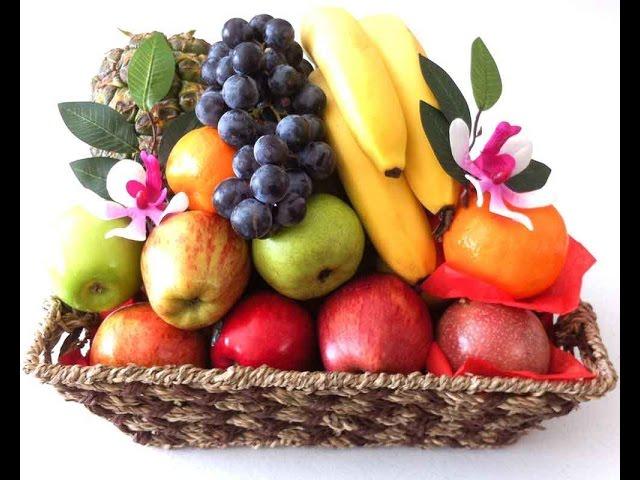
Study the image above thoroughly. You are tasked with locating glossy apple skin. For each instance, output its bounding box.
[48,206,143,312]
[318,274,433,374]
[141,211,251,330]
[89,303,209,367]
[437,300,551,373]
[211,292,317,371]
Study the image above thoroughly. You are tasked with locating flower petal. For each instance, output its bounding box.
[482,122,521,155]
[500,136,533,176]
[80,188,129,220]
[503,186,553,209]
[465,174,484,207]
[489,188,534,231]
[104,213,147,241]
[158,192,189,223]
[106,160,146,207]
[141,151,163,202]
[449,118,471,169]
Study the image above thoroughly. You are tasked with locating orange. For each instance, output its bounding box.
[443,194,569,298]
[165,126,235,213]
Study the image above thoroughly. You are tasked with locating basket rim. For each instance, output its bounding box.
[24,297,618,399]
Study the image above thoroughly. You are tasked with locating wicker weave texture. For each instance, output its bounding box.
[24,298,617,449]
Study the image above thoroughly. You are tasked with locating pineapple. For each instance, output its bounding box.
[90,30,210,157]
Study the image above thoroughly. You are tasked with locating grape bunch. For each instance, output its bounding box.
[197,15,336,240]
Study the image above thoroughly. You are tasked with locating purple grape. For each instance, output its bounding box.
[208,41,230,62]
[249,14,273,41]
[268,64,302,96]
[231,42,264,75]
[299,141,336,180]
[218,109,256,147]
[231,198,273,239]
[293,84,326,115]
[275,193,306,226]
[276,114,309,152]
[215,55,235,85]
[222,18,254,48]
[264,48,286,73]
[201,58,219,85]
[286,169,313,198]
[297,59,314,77]
[264,18,294,50]
[195,90,227,127]
[250,164,290,204]
[232,145,260,179]
[254,134,289,166]
[256,120,277,136]
[284,42,303,66]
[212,178,252,219]
[302,114,325,141]
[222,74,259,109]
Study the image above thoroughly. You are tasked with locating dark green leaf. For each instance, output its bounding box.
[420,101,468,184]
[419,54,472,129]
[505,160,551,193]
[128,32,176,111]
[158,111,202,166]
[471,37,502,111]
[58,102,138,154]
[69,157,119,199]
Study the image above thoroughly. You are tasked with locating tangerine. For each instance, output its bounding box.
[443,194,568,299]
[166,126,235,213]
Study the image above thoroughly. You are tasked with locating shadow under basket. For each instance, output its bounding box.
[24,297,617,449]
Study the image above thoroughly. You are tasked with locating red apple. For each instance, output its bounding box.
[437,300,550,373]
[90,303,209,367]
[211,292,317,371]
[318,274,433,374]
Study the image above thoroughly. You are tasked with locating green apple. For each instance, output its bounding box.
[253,194,365,300]
[48,206,143,312]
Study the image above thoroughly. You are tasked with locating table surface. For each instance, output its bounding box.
[19,0,620,479]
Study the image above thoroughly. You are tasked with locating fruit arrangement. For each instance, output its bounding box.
[51,7,600,385]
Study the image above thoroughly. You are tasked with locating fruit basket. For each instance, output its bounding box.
[24,297,616,449]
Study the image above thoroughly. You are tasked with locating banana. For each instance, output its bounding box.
[309,70,436,283]
[301,7,407,178]
[360,14,460,214]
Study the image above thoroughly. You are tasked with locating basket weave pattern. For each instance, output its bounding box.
[24,298,617,449]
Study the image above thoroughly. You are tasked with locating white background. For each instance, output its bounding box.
[20,0,620,479]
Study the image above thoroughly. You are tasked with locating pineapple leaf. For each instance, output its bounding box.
[69,157,120,199]
[158,111,202,166]
[58,102,138,154]
[128,32,176,111]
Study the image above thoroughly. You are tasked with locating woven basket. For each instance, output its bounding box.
[23,297,617,449]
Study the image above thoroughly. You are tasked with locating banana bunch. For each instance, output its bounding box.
[301,8,459,214]
[309,71,436,283]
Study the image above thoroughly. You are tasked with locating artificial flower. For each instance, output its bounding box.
[449,118,550,230]
[84,151,188,241]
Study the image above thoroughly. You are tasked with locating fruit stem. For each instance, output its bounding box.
[433,205,455,241]
[468,110,482,150]
[149,114,159,156]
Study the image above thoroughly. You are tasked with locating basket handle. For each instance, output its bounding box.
[554,301,618,388]
[23,298,98,372]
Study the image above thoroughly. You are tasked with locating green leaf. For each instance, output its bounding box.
[69,157,120,199]
[58,102,138,154]
[419,54,472,129]
[420,101,468,184]
[505,160,551,193]
[128,32,175,111]
[471,37,502,111]
[158,111,202,166]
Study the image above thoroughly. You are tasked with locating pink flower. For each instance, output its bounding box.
[449,118,550,230]
[84,151,188,241]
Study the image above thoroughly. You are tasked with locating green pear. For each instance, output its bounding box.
[48,206,143,312]
[253,194,365,300]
